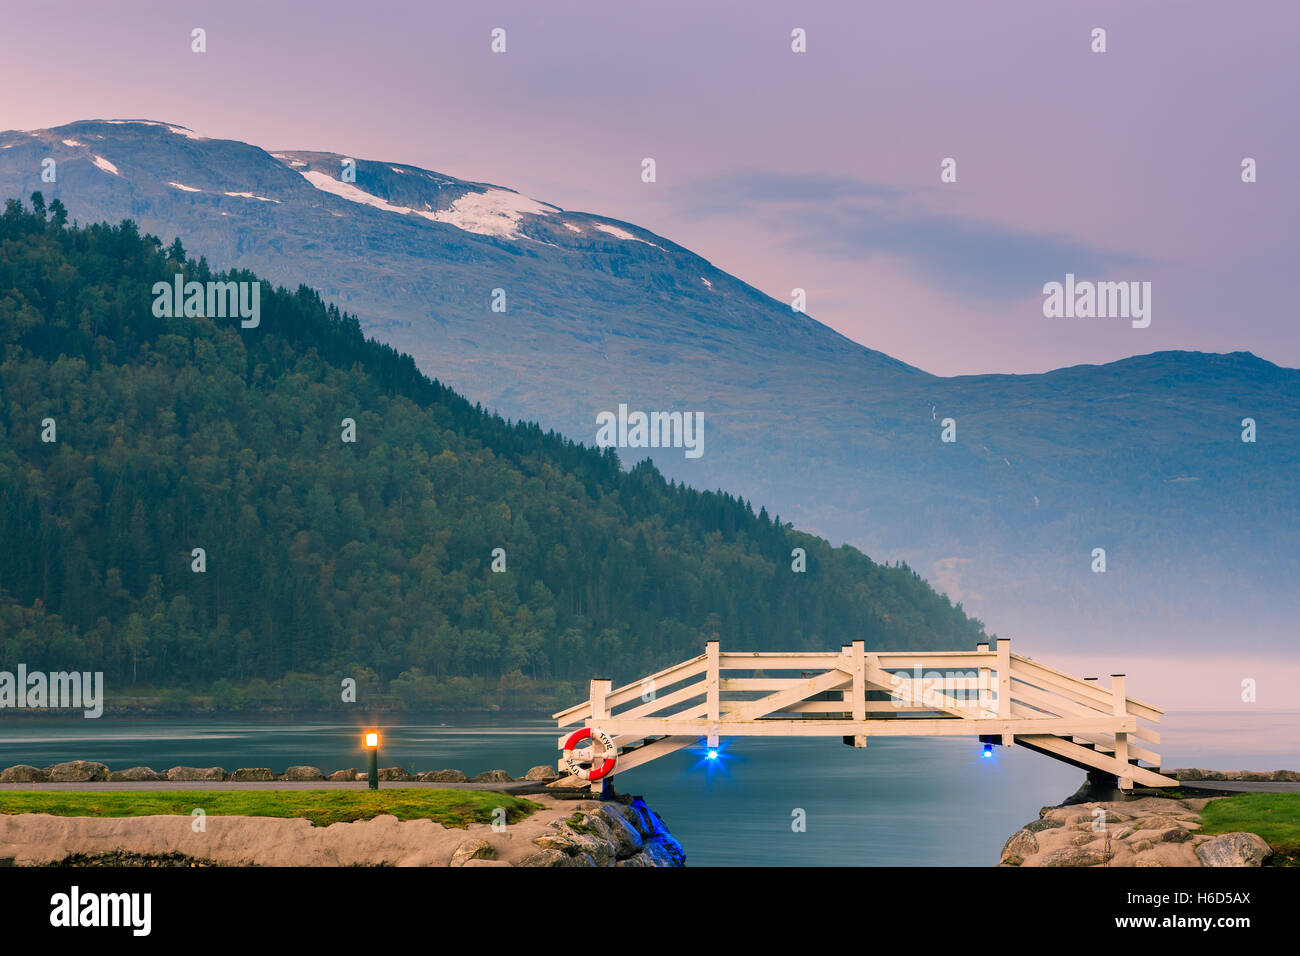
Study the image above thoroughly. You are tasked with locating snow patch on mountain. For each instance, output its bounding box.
[91,156,120,176]
[225,191,281,203]
[594,222,662,249]
[423,188,557,239]
[299,169,555,240]
[168,182,201,192]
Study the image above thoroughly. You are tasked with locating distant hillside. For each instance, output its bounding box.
[2,120,1296,652]
[0,197,986,710]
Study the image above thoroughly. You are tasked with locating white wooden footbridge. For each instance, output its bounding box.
[554,640,1176,793]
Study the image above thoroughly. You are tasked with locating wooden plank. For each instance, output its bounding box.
[1112,674,1132,790]
[605,655,707,709]
[1015,654,1164,718]
[846,641,866,747]
[718,653,840,670]
[705,641,720,724]
[595,716,1138,738]
[722,668,852,722]
[617,679,706,720]
[1018,733,1175,788]
[607,736,698,774]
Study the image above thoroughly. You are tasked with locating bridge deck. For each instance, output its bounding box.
[554,640,1175,792]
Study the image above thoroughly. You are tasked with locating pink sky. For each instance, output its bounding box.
[2,0,1296,375]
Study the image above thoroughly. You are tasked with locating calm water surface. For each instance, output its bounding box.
[1,710,1294,866]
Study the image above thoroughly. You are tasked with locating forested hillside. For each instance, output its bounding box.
[0,195,986,710]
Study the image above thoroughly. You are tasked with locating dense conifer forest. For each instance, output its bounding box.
[0,195,987,710]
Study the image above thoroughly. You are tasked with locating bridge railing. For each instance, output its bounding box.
[554,640,1169,789]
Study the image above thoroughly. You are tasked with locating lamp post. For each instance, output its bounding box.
[364,730,379,790]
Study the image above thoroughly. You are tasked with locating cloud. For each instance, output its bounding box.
[674,170,1151,302]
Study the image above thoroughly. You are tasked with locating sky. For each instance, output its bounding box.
[3,0,1297,376]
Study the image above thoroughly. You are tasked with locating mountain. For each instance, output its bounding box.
[2,119,1296,653]
[0,200,986,709]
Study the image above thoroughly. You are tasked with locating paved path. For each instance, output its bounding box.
[0,780,553,794]
[1180,779,1300,794]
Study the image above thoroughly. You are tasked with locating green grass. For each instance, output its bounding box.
[0,789,542,828]
[1200,793,1300,866]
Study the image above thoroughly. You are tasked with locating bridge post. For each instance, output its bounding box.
[844,641,866,747]
[589,678,612,796]
[996,638,1012,746]
[705,641,720,747]
[976,642,991,712]
[1111,674,1132,791]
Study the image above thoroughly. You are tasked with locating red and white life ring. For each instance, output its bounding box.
[562,727,617,781]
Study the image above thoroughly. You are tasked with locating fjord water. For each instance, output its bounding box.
[1,712,1295,866]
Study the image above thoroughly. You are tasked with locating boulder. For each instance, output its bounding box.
[471,769,514,783]
[107,766,164,782]
[1273,769,1300,782]
[230,768,275,782]
[1024,818,1064,834]
[47,761,109,782]
[166,766,228,782]
[1,764,49,783]
[377,767,410,781]
[416,769,468,783]
[327,768,358,782]
[281,766,325,781]
[1195,832,1272,867]
[449,839,497,867]
[516,848,575,867]
[524,765,558,782]
[1039,845,1110,867]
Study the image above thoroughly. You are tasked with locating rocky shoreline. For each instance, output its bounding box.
[0,794,685,868]
[999,769,1298,867]
[0,759,685,867]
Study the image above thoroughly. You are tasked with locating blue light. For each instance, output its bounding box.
[707,749,718,760]
[982,743,994,758]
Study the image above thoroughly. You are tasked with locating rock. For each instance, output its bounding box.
[416,769,467,783]
[1000,828,1038,865]
[1273,769,1300,782]
[47,761,109,782]
[326,768,358,782]
[596,808,643,858]
[524,765,558,782]
[449,839,497,867]
[1,764,49,783]
[230,768,274,782]
[639,839,681,867]
[1159,827,1192,844]
[1039,845,1110,867]
[533,828,613,867]
[545,774,591,790]
[1023,818,1064,834]
[517,848,575,867]
[281,766,324,781]
[377,767,410,781]
[1195,832,1272,867]
[107,767,163,782]
[471,769,514,783]
[166,766,228,782]
[1069,833,1095,847]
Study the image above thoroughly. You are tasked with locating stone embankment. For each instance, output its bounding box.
[0,794,684,868]
[0,759,684,867]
